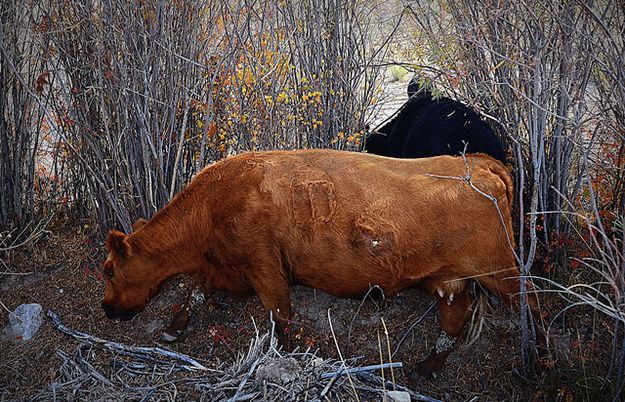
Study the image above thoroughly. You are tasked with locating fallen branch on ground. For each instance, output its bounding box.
[48,309,211,371]
[320,362,403,379]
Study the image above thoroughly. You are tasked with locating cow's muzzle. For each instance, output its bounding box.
[101,302,138,321]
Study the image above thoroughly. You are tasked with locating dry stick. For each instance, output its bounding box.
[74,345,114,386]
[347,284,385,350]
[227,358,263,402]
[442,267,519,283]
[319,366,340,400]
[376,330,387,402]
[392,302,436,358]
[47,310,211,371]
[0,217,51,252]
[380,317,396,390]
[0,299,15,315]
[325,308,360,402]
[321,363,402,381]
[57,348,113,387]
[531,277,624,325]
[229,392,259,402]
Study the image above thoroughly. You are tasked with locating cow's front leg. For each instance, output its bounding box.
[248,274,292,351]
[269,300,292,351]
[161,282,207,342]
[414,287,471,377]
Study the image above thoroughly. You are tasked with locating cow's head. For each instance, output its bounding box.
[101,229,160,321]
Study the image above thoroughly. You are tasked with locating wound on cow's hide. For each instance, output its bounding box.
[351,218,396,255]
[291,180,336,225]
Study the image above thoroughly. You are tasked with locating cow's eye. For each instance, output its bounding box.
[103,263,114,279]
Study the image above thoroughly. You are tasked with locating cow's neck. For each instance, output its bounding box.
[130,196,209,277]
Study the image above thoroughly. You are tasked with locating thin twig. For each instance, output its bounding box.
[392,302,436,358]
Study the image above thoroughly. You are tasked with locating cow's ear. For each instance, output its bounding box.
[132,218,148,232]
[106,230,131,258]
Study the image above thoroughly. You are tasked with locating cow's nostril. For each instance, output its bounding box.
[101,302,115,318]
[101,302,137,320]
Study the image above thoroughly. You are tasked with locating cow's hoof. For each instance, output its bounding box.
[408,367,437,385]
[413,359,441,379]
[160,331,181,342]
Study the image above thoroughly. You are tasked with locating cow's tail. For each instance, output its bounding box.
[463,284,491,347]
[463,282,508,348]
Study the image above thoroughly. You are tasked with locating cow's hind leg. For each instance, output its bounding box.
[414,286,472,377]
[161,282,206,342]
[477,272,546,349]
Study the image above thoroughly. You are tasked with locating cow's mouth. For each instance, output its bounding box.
[101,302,139,321]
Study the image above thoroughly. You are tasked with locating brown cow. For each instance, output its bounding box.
[101,149,543,375]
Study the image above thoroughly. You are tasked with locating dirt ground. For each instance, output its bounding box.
[0,220,617,401]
